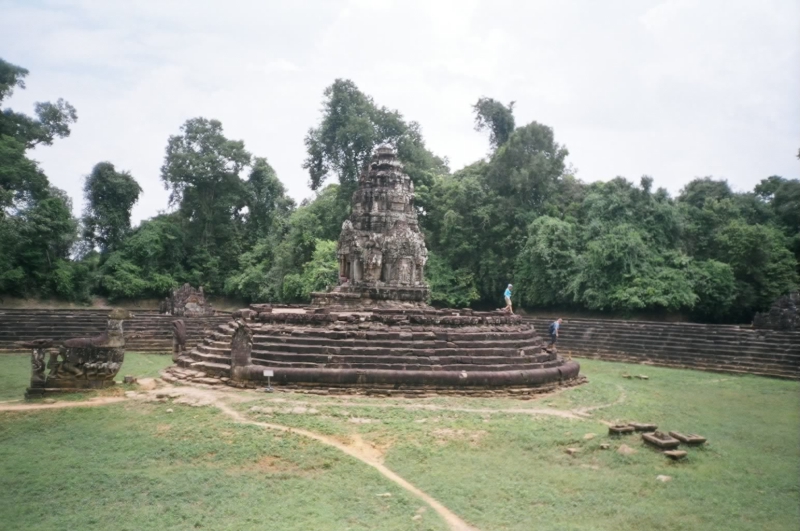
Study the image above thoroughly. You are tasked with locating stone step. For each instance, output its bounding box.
[575,350,798,374]
[244,349,554,366]
[557,338,800,361]
[248,358,562,372]
[252,329,538,342]
[248,335,543,350]
[249,342,542,358]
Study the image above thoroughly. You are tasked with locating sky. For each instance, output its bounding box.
[1,0,799,225]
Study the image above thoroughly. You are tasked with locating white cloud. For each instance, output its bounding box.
[1,0,797,225]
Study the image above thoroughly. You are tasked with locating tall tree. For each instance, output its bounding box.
[0,58,77,149]
[473,97,515,150]
[303,79,447,211]
[244,157,294,244]
[160,118,252,290]
[0,58,82,299]
[487,121,569,211]
[82,162,142,253]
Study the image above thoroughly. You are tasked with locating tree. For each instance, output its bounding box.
[161,117,251,245]
[82,162,142,253]
[713,220,798,318]
[0,59,77,149]
[303,79,447,211]
[426,251,480,308]
[0,58,81,299]
[304,79,405,193]
[473,97,515,150]
[244,157,294,244]
[281,239,338,302]
[160,117,253,291]
[514,216,578,307]
[678,177,733,209]
[486,121,568,211]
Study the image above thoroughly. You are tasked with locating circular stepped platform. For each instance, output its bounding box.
[173,307,582,395]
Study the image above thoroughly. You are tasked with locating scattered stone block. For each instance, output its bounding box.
[642,431,680,449]
[583,433,596,440]
[609,424,635,435]
[663,450,687,460]
[600,443,610,450]
[669,431,707,445]
[629,422,657,432]
[636,374,649,380]
[656,475,672,482]
[566,448,579,456]
[194,377,222,385]
[123,375,136,384]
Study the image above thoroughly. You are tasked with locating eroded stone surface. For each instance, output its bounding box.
[24,309,130,398]
[161,284,215,317]
[312,146,429,307]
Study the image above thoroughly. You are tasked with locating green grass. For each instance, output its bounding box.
[0,401,448,531]
[1,355,798,530]
[0,352,173,401]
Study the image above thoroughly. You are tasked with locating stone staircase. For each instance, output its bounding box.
[524,317,800,379]
[0,309,230,352]
[178,321,561,378]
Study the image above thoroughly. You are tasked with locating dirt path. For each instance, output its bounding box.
[214,399,479,531]
[0,396,126,412]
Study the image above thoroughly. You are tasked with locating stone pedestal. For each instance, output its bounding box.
[24,309,129,398]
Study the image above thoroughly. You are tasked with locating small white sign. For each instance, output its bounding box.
[263,370,274,377]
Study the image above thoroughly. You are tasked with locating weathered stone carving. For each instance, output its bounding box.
[161,284,215,317]
[172,319,187,362]
[230,320,253,381]
[753,291,799,331]
[24,309,130,398]
[313,146,429,307]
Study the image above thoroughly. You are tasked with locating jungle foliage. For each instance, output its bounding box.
[1,58,797,322]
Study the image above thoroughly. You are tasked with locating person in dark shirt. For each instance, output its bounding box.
[548,318,562,348]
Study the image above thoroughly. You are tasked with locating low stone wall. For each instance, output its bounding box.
[524,317,800,379]
[0,309,230,352]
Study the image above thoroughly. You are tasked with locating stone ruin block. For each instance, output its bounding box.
[24,309,130,398]
[160,283,215,317]
[753,291,798,331]
[172,319,187,362]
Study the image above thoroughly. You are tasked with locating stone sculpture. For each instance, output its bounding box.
[160,284,215,317]
[753,291,799,331]
[171,319,187,362]
[24,309,130,398]
[312,146,429,307]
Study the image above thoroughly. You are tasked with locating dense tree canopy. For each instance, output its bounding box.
[82,162,142,253]
[1,58,797,323]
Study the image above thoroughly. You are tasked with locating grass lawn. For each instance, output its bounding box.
[1,354,798,531]
[0,351,173,402]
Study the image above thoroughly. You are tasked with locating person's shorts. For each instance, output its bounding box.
[550,333,557,344]
[505,297,512,305]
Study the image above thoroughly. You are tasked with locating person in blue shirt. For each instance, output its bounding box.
[548,318,563,348]
[504,284,513,314]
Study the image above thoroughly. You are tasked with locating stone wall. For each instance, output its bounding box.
[0,309,230,352]
[525,317,800,379]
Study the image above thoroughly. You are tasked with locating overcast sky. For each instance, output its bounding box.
[2,0,798,225]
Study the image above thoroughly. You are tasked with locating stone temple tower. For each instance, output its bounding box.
[312,146,430,307]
